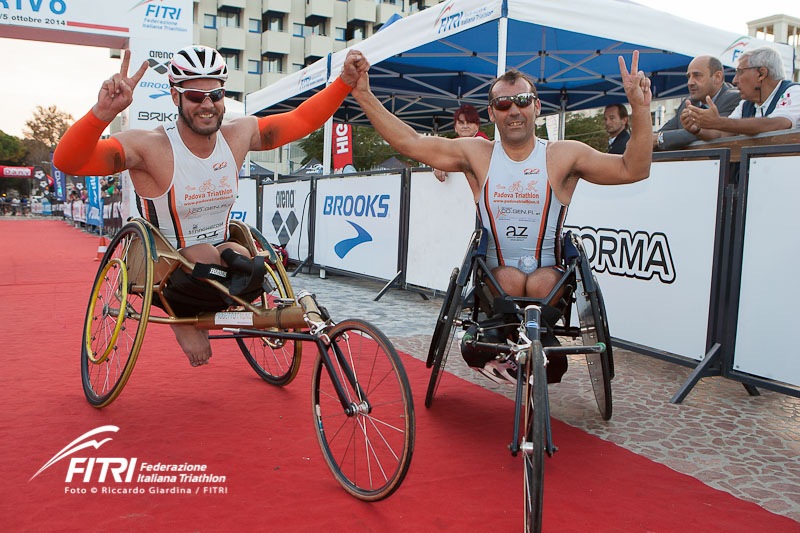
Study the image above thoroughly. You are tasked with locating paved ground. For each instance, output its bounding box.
[289,267,800,524]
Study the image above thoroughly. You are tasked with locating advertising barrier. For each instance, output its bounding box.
[230,178,257,227]
[729,148,800,390]
[565,154,726,361]
[261,178,312,261]
[405,170,476,291]
[314,174,402,281]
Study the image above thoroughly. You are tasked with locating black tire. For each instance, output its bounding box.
[595,281,614,379]
[524,340,547,533]
[577,276,613,421]
[81,221,153,408]
[237,235,302,386]
[426,268,459,367]
[311,319,415,501]
[425,269,465,408]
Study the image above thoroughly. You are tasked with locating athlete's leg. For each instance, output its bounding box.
[169,242,250,367]
[491,265,528,297]
[523,267,563,304]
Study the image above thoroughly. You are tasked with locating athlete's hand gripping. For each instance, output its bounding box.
[93,50,148,122]
[619,50,652,110]
[340,49,370,87]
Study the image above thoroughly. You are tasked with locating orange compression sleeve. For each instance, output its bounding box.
[53,110,126,176]
[257,77,352,150]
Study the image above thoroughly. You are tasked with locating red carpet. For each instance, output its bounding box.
[1,220,797,532]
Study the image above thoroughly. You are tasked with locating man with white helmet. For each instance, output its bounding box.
[55,45,368,366]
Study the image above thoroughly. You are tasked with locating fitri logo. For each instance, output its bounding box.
[30,425,134,483]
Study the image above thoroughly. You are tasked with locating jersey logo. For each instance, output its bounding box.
[213,162,228,171]
[524,168,539,175]
[334,221,372,258]
[506,225,529,238]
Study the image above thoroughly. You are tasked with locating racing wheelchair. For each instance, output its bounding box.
[81,217,414,501]
[425,228,613,531]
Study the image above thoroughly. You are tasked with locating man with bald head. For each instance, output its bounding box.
[654,55,740,151]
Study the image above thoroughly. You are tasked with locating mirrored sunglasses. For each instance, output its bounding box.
[174,87,225,103]
[491,92,537,111]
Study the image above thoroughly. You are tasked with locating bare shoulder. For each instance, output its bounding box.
[114,126,169,169]
[220,116,258,154]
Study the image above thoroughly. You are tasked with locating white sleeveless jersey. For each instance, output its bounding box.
[477,139,567,272]
[135,122,238,249]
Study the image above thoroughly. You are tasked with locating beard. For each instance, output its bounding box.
[178,103,224,136]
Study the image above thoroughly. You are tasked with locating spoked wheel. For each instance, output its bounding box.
[81,221,153,408]
[575,275,613,420]
[595,281,614,379]
[425,268,465,408]
[311,319,415,501]
[523,340,547,533]
[236,234,302,386]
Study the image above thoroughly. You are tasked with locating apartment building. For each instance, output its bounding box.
[747,14,800,82]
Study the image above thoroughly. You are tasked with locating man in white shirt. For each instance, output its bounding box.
[681,47,799,139]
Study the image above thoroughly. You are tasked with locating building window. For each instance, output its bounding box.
[249,18,261,33]
[265,14,284,32]
[217,10,241,28]
[204,14,216,29]
[308,21,326,36]
[248,59,262,74]
[334,27,346,41]
[292,63,304,73]
[265,56,284,74]
[346,22,365,41]
[221,51,240,70]
[293,23,305,37]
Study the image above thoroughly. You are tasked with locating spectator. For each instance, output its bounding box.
[433,103,489,181]
[654,55,740,150]
[11,196,20,216]
[682,47,799,139]
[604,104,630,154]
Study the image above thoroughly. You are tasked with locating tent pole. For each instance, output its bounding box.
[495,15,508,140]
[322,54,333,175]
[559,104,566,140]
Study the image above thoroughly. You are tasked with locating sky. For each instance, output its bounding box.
[0,0,797,138]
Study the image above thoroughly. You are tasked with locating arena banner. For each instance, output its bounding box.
[314,174,401,280]
[261,179,312,261]
[733,154,800,388]
[230,177,256,227]
[565,158,722,361]
[406,171,476,291]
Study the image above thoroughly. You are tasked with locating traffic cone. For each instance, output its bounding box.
[94,236,108,261]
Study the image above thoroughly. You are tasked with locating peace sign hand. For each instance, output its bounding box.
[619,50,652,110]
[93,50,149,122]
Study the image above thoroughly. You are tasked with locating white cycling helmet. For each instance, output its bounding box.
[168,45,228,84]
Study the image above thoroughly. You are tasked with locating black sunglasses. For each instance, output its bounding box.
[491,92,537,111]
[174,87,225,103]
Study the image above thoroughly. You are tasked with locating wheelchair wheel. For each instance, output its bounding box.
[82,221,153,408]
[237,234,302,386]
[311,319,415,501]
[595,282,614,379]
[425,268,464,408]
[523,340,547,533]
[575,275,613,421]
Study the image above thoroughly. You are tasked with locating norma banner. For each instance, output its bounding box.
[261,180,312,261]
[565,159,722,360]
[332,123,353,173]
[314,174,401,280]
[734,155,800,388]
[406,171,476,291]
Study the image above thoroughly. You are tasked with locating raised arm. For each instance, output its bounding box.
[350,63,485,176]
[569,51,653,185]
[53,50,148,175]
[243,49,368,151]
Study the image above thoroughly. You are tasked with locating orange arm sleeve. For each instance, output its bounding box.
[53,110,126,176]
[257,77,352,150]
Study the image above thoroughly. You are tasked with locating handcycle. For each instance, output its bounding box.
[425,228,613,531]
[81,217,415,500]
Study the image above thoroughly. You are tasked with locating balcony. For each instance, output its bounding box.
[261,71,286,88]
[263,0,291,14]
[347,0,376,23]
[262,30,291,55]
[306,0,333,19]
[376,2,402,25]
[305,33,331,61]
[217,26,245,50]
[217,0,245,8]
[226,69,245,93]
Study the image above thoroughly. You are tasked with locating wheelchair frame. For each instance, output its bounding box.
[81,217,414,501]
[424,228,613,532]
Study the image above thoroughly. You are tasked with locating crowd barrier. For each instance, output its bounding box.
[252,146,799,403]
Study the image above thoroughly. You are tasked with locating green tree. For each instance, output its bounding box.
[23,105,74,151]
[535,112,608,152]
[298,125,417,171]
[0,130,27,165]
